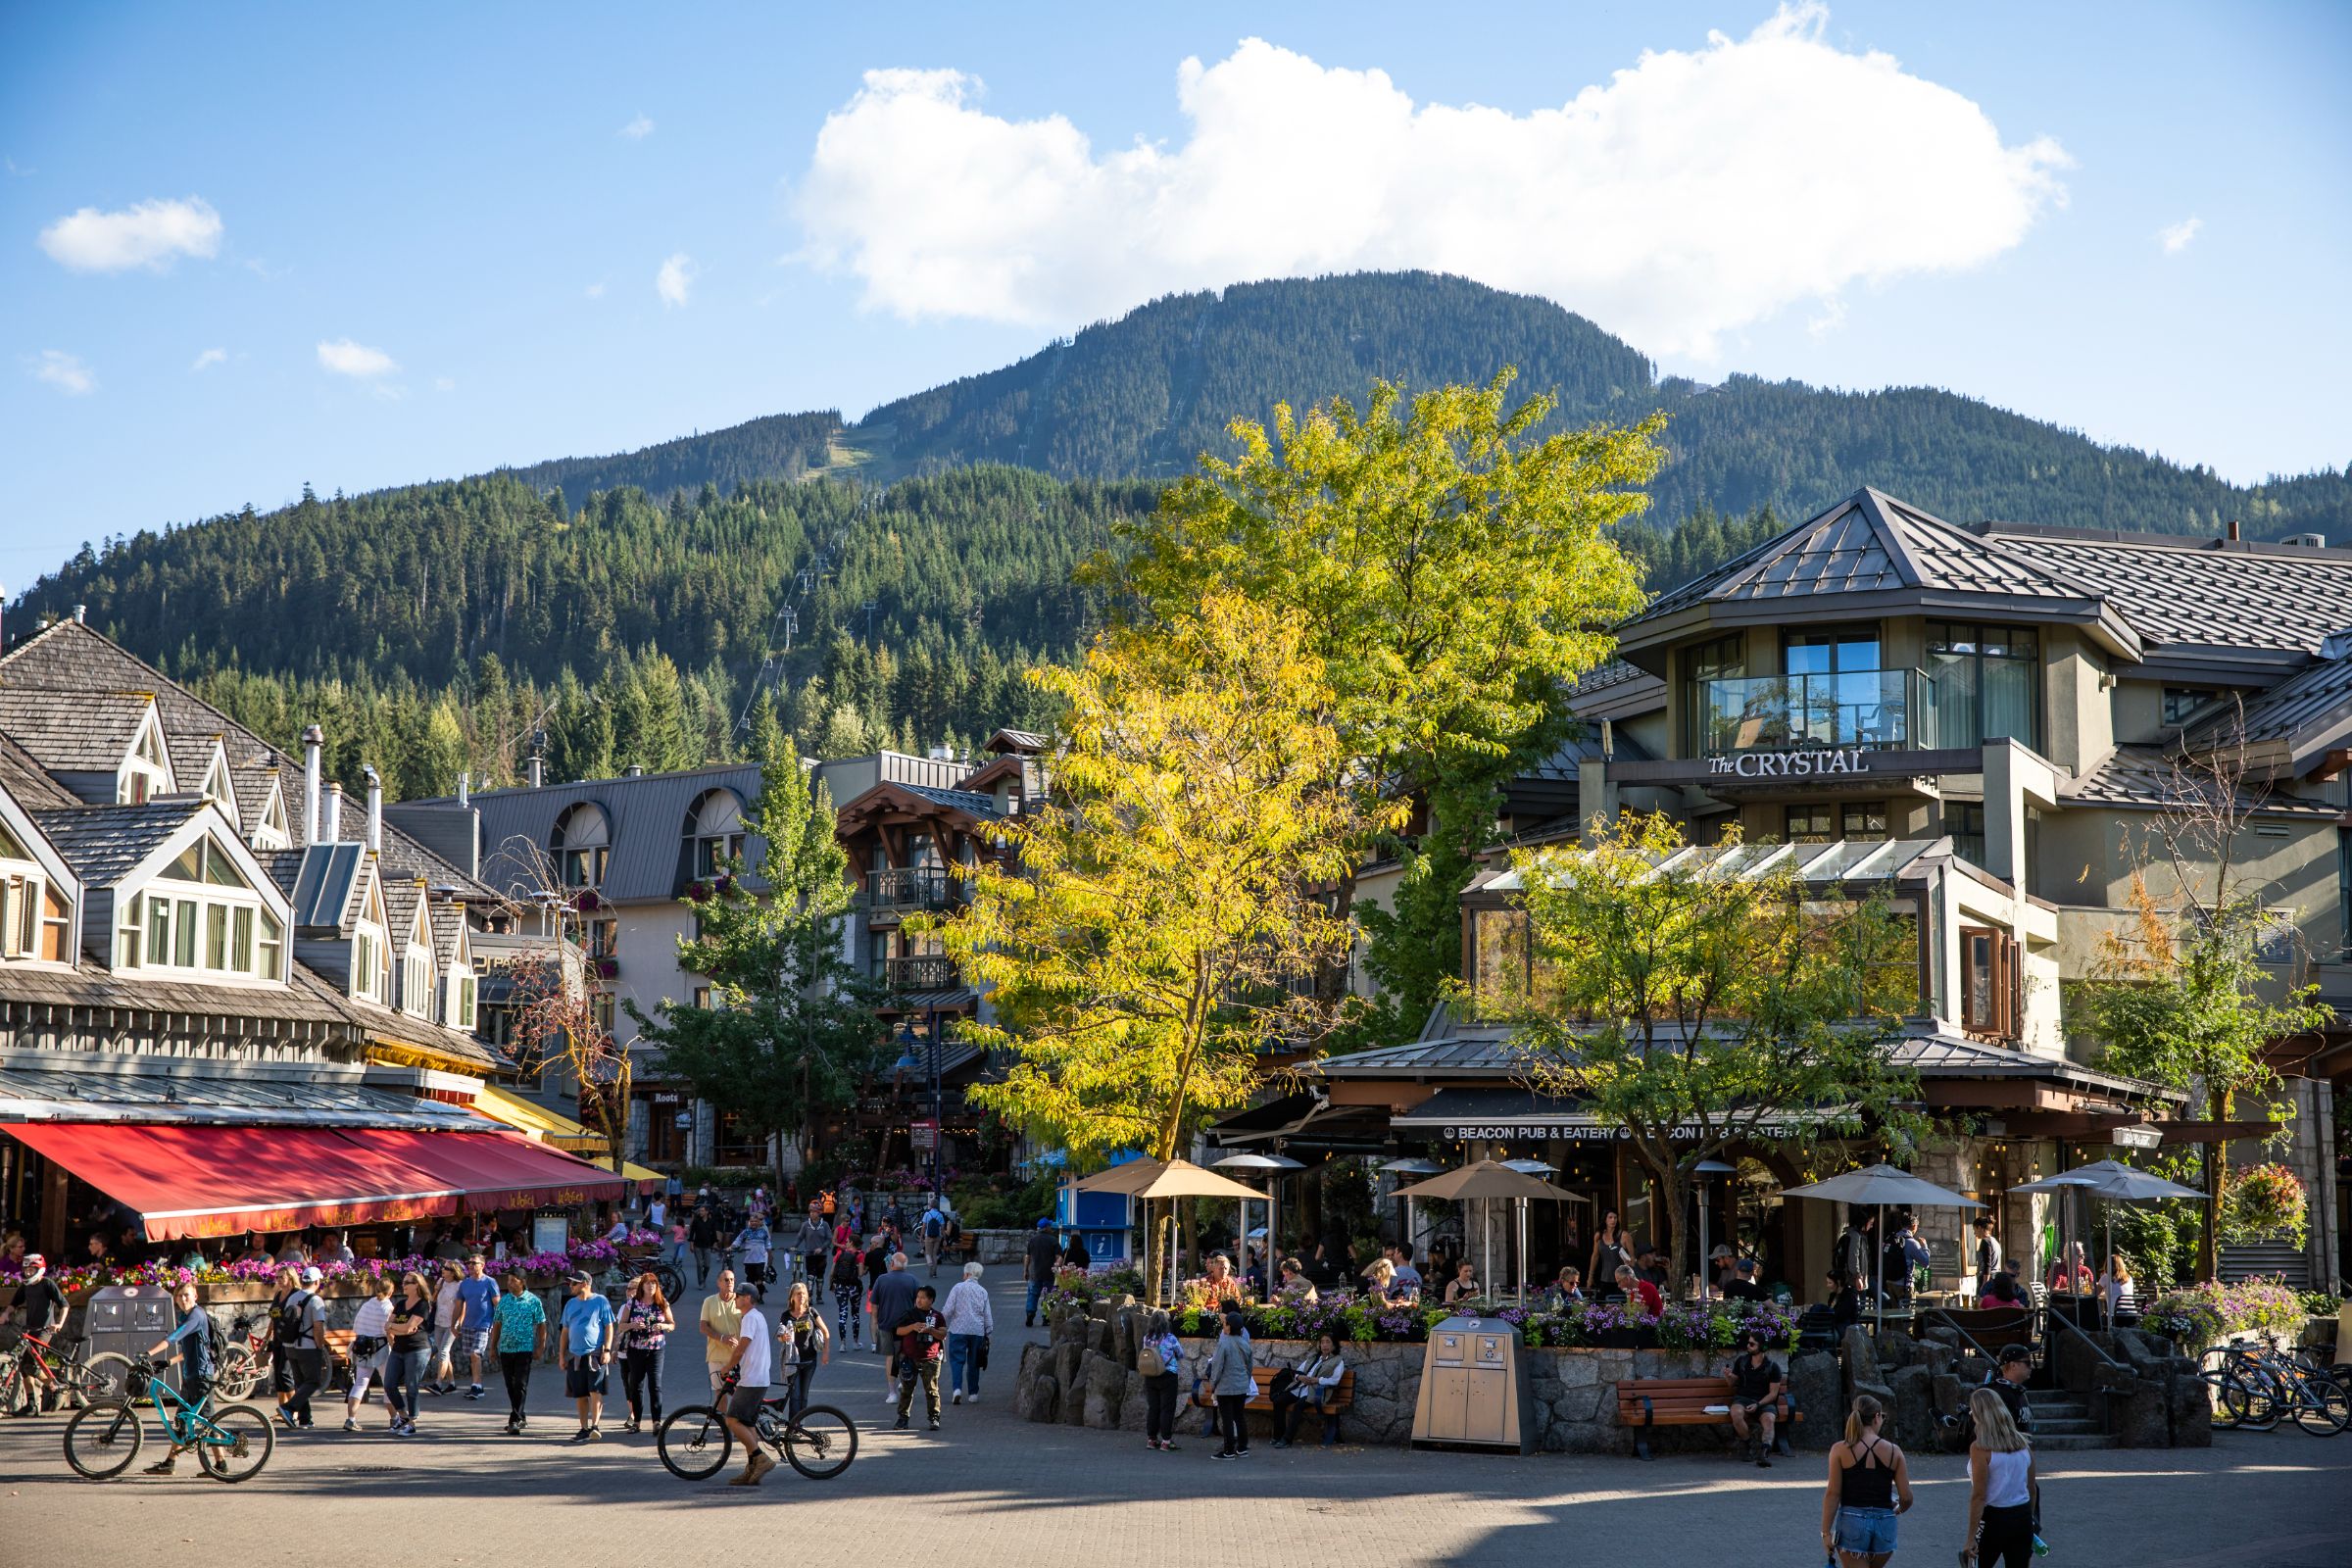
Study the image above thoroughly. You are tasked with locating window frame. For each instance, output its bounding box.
[115,833,281,984]
[1959,923,2021,1041]
[1926,620,2042,750]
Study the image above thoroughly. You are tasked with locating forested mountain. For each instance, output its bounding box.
[13,270,2348,799]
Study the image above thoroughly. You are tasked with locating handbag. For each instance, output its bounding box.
[976,1335,990,1370]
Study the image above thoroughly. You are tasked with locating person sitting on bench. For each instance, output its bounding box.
[1269,1332,1348,1448]
[1727,1328,1786,1467]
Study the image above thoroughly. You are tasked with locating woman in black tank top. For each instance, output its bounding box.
[1821,1394,1915,1566]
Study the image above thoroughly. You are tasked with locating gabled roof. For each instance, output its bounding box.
[2182,647,2352,769]
[984,728,1048,755]
[1625,488,2127,659]
[456,761,767,906]
[2061,746,2341,816]
[28,798,211,887]
[0,686,162,775]
[0,731,77,809]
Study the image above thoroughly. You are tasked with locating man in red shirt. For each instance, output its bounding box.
[1615,1264,1663,1315]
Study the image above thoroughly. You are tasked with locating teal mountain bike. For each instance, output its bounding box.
[63,1358,275,1481]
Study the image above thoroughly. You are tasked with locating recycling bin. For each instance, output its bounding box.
[83,1284,185,1399]
[1411,1313,1534,1452]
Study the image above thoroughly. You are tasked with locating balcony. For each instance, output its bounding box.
[859,866,952,915]
[883,954,959,993]
[1696,668,1935,755]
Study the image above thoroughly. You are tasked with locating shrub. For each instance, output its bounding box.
[2221,1162,2308,1248]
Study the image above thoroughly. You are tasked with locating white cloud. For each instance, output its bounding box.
[38,196,222,272]
[620,115,656,139]
[434,376,456,392]
[656,252,696,307]
[190,347,228,372]
[2158,217,2202,255]
[317,338,399,378]
[30,350,96,395]
[584,280,607,299]
[794,8,2070,357]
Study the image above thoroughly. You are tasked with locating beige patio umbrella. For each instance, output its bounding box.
[1074,1158,1265,1299]
[1391,1161,1591,1303]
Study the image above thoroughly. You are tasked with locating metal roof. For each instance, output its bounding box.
[905,785,1004,818]
[2061,747,2341,816]
[27,797,208,887]
[2183,651,2352,760]
[1983,527,2352,655]
[0,1058,483,1128]
[454,763,765,906]
[288,841,369,929]
[1479,836,1952,893]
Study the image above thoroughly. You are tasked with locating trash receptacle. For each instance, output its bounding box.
[1410,1313,1533,1452]
[83,1285,184,1399]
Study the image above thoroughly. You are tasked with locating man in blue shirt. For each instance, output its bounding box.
[141,1281,215,1475]
[559,1270,616,1442]
[456,1253,502,1401]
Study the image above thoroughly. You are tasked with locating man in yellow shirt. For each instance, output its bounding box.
[699,1265,744,1397]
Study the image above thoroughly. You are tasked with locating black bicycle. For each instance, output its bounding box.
[655,1377,857,1481]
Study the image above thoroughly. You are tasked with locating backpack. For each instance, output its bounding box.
[273,1290,313,1345]
[1138,1341,1167,1378]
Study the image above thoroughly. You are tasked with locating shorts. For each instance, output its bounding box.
[430,1326,457,1365]
[348,1348,388,1400]
[725,1383,768,1423]
[1835,1507,1898,1555]
[565,1360,610,1398]
[458,1329,491,1360]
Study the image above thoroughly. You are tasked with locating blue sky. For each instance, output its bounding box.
[3,2,2347,585]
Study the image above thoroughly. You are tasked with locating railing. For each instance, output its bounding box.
[1696,668,1934,754]
[860,867,952,914]
[884,954,959,993]
[2040,1300,2128,1437]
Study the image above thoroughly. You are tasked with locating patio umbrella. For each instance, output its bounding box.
[1381,1157,1444,1265]
[1692,1158,1738,1298]
[2013,1160,2205,1311]
[1214,1152,1304,1287]
[1392,1161,1591,1304]
[1084,1159,1267,1301]
[1781,1163,1982,1334]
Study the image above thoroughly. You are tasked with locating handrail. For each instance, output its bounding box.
[1917,1306,2014,1369]
[2041,1302,2128,1435]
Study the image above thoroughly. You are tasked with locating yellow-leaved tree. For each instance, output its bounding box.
[932,595,1401,1294]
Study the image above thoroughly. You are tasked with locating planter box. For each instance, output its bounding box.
[195,1283,277,1305]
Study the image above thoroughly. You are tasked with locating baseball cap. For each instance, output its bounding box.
[1709,1245,1734,1260]
[1737,1259,1758,1275]
[567,1270,594,1288]
[301,1265,322,1284]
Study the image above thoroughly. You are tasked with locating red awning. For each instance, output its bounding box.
[7,1123,465,1242]
[356,1129,629,1213]
[6,1124,629,1241]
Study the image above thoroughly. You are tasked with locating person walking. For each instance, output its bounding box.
[456,1252,500,1400]
[689,1206,721,1289]
[384,1270,435,1437]
[1140,1309,1183,1451]
[870,1251,920,1398]
[941,1260,994,1405]
[274,1265,326,1431]
[734,1211,775,1293]
[717,1281,775,1487]
[1589,1208,1633,1295]
[793,1202,832,1293]
[1820,1392,1914,1568]
[559,1269,615,1443]
[617,1270,675,1434]
[342,1275,397,1432]
[829,1239,865,1350]
[890,1283,947,1431]
[1208,1309,1254,1460]
[777,1281,829,1419]
[1961,1387,2038,1568]
[423,1258,464,1396]
[1023,1218,1060,1327]
[137,1281,215,1475]
[919,1198,949,1278]
[1971,1214,2003,1293]
[492,1270,546,1434]
[666,1212,692,1277]
[700,1265,743,1398]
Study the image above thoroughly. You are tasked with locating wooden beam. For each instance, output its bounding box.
[2150,1118,2284,1144]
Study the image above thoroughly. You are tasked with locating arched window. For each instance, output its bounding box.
[685,789,746,879]
[553,803,612,889]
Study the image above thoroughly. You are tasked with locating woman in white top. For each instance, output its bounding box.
[428,1259,466,1394]
[342,1276,398,1432]
[940,1260,996,1406]
[2098,1253,2135,1322]
[1962,1386,2037,1568]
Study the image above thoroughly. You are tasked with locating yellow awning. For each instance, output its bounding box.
[471,1086,664,1193]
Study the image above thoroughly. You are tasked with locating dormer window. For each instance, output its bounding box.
[555,804,612,889]
[687,790,746,879]
[0,822,72,964]
[111,832,282,981]
[252,784,290,851]
[399,897,434,1017]
[352,877,391,1004]
[120,709,172,805]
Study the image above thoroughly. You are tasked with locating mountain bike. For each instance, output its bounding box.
[2201,1339,2348,1435]
[213,1316,272,1402]
[63,1358,274,1481]
[603,1256,687,1307]
[0,1330,134,1414]
[656,1375,857,1481]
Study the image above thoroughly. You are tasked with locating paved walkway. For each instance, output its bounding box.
[5,1272,2345,1567]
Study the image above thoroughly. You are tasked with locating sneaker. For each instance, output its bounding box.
[929,1421,941,1431]
[882,1389,897,1403]
[503,1419,520,1435]
[894,1417,908,1430]
[623,1418,641,1435]
[568,1429,593,1444]
[1755,1454,1772,1469]
[952,1392,962,1405]
[1160,1441,1180,1452]
[586,1427,604,1442]
[1271,1439,1290,1448]
[144,1456,177,1475]
[966,1396,979,1406]
[342,1418,358,1432]
[1213,1450,1237,1461]
[465,1386,486,1400]
[277,1408,299,1431]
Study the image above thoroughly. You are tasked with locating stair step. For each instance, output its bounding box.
[2032,1433,2117,1451]
[2034,1420,2104,1436]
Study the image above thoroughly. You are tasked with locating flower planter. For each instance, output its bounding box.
[1595,1327,1654,1348]
[195,1282,277,1305]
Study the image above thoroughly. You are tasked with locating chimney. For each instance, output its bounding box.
[301,725,324,843]
[363,764,382,853]
[323,781,345,842]
[527,730,547,790]
[458,770,471,807]
[73,604,86,624]
[2227,518,2241,542]
[623,763,645,778]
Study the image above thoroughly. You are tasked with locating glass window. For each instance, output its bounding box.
[2162,687,2218,725]
[1927,622,2039,749]
[1951,804,1987,869]
[231,906,254,970]
[1842,802,1888,842]
[259,910,284,981]
[173,898,198,967]
[1683,633,1747,753]
[205,903,228,969]
[1472,906,1530,1009]
[147,896,172,966]
[1785,805,1836,843]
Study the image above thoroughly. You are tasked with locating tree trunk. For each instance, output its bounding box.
[1653,1159,1691,1302]
[2198,1088,2232,1282]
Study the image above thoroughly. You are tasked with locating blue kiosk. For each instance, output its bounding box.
[1055,1150,1145,1268]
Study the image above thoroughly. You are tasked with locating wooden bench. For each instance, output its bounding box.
[319,1329,357,1391]
[1614,1375,1804,1461]
[1192,1365,1357,1443]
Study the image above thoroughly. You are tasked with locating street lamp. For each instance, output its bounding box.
[895,1009,945,1202]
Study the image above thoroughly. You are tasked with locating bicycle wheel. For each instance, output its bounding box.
[214,1347,260,1402]
[656,1405,735,1480]
[195,1403,274,1482]
[78,1353,135,1405]
[63,1400,145,1480]
[779,1403,858,1480]
[2202,1370,2243,1430]
[2234,1372,2281,1432]
[2290,1376,2350,1436]
[656,1263,686,1301]
[0,1357,25,1417]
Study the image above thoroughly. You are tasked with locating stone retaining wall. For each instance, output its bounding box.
[1014,1300,1840,1455]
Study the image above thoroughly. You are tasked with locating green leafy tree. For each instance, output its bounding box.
[1099,372,1664,1038]
[625,736,884,1192]
[1508,813,1926,1293]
